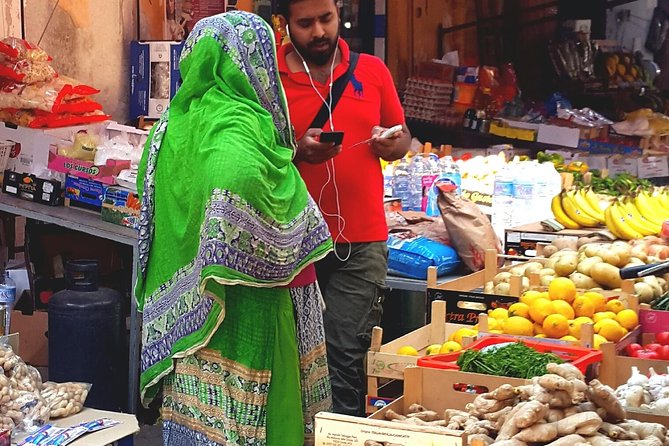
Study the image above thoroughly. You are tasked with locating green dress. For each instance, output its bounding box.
[136,11,333,446]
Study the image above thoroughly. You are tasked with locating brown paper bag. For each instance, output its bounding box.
[438,191,501,271]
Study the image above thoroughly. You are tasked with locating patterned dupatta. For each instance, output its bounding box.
[135,10,332,419]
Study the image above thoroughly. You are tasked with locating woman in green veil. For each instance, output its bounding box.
[136,10,333,446]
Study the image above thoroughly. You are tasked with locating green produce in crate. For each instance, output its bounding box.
[456,342,564,379]
[651,291,669,311]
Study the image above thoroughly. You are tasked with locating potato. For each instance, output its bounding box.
[589,263,621,289]
[540,275,555,287]
[629,245,648,263]
[509,266,527,277]
[555,254,578,277]
[610,245,631,267]
[484,281,494,294]
[552,238,577,251]
[634,282,655,304]
[494,283,511,296]
[597,249,622,267]
[521,276,530,292]
[523,262,543,277]
[576,256,602,277]
[658,277,668,293]
[584,244,605,258]
[569,272,600,290]
[627,257,646,266]
[540,268,556,277]
[642,276,663,298]
[545,257,558,271]
[493,272,512,286]
[542,245,559,258]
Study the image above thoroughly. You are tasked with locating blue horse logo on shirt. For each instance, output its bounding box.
[351,73,363,97]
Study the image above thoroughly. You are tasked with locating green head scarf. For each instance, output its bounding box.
[136,11,332,404]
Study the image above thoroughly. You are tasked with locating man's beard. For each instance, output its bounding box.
[293,32,339,66]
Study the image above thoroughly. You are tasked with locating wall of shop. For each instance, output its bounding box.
[22,0,137,123]
[0,0,22,38]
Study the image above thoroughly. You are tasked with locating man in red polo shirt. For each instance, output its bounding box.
[277,0,411,416]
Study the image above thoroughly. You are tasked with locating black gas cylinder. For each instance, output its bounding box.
[48,260,124,411]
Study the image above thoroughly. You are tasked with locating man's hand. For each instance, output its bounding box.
[370,124,411,162]
[294,128,341,164]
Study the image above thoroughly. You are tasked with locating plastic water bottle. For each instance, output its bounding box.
[426,156,462,217]
[512,162,538,226]
[392,157,411,210]
[492,164,515,239]
[0,271,16,336]
[407,154,427,211]
[536,162,562,220]
[421,153,441,212]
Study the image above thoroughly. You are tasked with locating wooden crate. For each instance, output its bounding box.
[366,300,472,414]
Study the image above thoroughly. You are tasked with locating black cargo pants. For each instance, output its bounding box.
[316,241,388,416]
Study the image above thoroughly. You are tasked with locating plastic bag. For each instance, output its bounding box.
[11,390,50,434]
[0,76,99,113]
[42,382,90,419]
[0,37,50,63]
[387,233,460,279]
[0,108,110,129]
[437,190,502,272]
[0,59,56,84]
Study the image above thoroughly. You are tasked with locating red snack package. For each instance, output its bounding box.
[0,37,51,62]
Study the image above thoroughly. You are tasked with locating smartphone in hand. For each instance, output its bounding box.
[319,131,344,145]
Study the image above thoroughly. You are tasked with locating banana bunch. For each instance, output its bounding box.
[603,189,669,240]
[551,188,605,229]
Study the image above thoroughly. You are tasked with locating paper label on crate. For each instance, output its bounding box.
[638,156,669,179]
[427,289,518,325]
[607,156,638,176]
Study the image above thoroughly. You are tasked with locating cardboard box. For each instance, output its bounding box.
[48,152,130,186]
[0,122,107,177]
[2,170,63,206]
[504,222,596,257]
[9,310,47,366]
[607,155,639,176]
[130,40,185,119]
[101,186,140,229]
[637,156,669,179]
[639,307,669,334]
[537,123,581,148]
[64,176,107,213]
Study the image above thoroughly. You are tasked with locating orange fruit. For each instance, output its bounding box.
[543,314,570,338]
[606,299,626,314]
[489,308,509,320]
[593,311,617,323]
[502,316,534,337]
[548,277,577,303]
[552,300,575,320]
[615,309,638,330]
[508,302,530,319]
[520,291,542,306]
[534,322,545,335]
[582,291,607,312]
[529,298,554,324]
[573,296,595,318]
[595,319,625,342]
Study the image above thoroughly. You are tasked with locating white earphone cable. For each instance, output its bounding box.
[287,25,351,261]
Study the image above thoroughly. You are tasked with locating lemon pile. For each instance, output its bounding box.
[396,326,479,356]
[487,277,638,349]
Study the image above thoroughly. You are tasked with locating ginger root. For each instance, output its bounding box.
[513,423,559,443]
[587,379,627,423]
[545,434,586,446]
[547,362,584,381]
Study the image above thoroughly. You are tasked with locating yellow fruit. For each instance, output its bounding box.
[489,329,504,334]
[534,323,545,335]
[597,320,626,342]
[487,318,501,331]
[508,302,530,319]
[573,296,595,318]
[503,316,534,337]
[489,308,509,320]
[574,316,594,325]
[593,334,608,349]
[552,300,576,320]
[582,291,607,312]
[520,290,542,306]
[529,298,554,324]
[543,314,570,338]
[439,341,463,354]
[426,344,442,355]
[615,309,639,330]
[451,328,478,345]
[568,320,583,339]
[606,299,626,314]
[593,311,617,323]
[539,292,550,300]
[548,277,577,303]
[535,334,547,338]
[397,345,419,356]
[560,335,579,344]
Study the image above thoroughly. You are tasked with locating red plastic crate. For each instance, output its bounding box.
[417,335,603,374]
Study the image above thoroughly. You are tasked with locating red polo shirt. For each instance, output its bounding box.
[278,40,405,243]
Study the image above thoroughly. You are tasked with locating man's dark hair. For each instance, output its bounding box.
[276,0,337,19]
